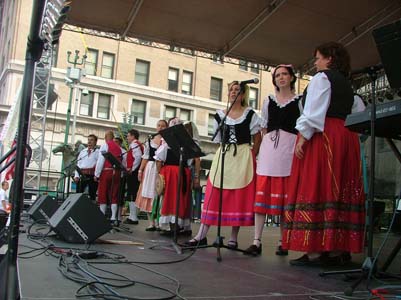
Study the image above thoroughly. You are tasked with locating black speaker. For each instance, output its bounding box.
[49,193,111,243]
[27,195,59,222]
[372,20,401,89]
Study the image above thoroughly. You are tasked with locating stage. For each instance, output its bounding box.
[13,218,400,300]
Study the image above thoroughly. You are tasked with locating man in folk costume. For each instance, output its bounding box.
[74,134,99,201]
[124,129,143,224]
[94,130,122,224]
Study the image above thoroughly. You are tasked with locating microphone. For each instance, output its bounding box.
[240,78,259,86]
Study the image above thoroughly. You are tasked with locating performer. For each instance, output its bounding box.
[244,64,302,256]
[283,42,365,266]
[94,130,122,225]
[74,134,99,201]
[155,117,193,235]
[123,129,143,225]
[113,134,128,218]
[186,81,261,248]
[136,120,168,231]
[0,181,11,228]
[184,121,202,221]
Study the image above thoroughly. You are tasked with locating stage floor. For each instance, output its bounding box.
[16,219,401,300]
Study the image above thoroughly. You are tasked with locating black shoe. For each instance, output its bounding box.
[159,230,173,237]
[179,229,192,237]
[185,237,208,247]
[110,220,120,227]
[124,218,139,225]
[227,240,238,250]
[275,245,288,256]
[243,244,262,256]
[289,254,323,266]
[145,226,157,232]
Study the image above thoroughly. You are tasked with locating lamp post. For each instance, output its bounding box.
[65,50,86,144]
[59,50,86,192]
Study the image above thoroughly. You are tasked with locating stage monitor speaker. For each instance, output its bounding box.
[372,20,401,89]
[27,195,59,222]
[49,193,111,243]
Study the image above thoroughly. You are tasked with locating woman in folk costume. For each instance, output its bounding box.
[136,120,168,231]
[283,42,365,266]
[155,117,193,235]
[244,64,302,256]
[186,81,261,248]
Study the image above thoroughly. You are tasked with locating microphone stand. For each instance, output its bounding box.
[210,84,248,262]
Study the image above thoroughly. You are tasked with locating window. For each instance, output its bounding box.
[182,71,193,95]
[180,108,191,121]
[249,87,259,109]
[85,49,98,76]
[168,67,179,92]
[80,91,94,116]
[239,60,248,71]
[164,106,192,121]
[250,63,259,74]
[210,77,223,101]
[135,59,150,86]
[212,54,223,64]
[165,106,177,120]
[101,52,115,79]
[97,94,111,119]
[131,100,146,125]
[208,114,215,136]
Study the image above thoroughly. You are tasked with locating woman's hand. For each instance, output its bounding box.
[138,170,143,182]
[295,135,307,159]
[261,128,267,136]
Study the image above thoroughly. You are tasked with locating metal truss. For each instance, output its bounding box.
[300,1,401,74]
[26,43,54,192]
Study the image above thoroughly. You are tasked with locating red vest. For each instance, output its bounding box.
[126,141,143,169]
[104,140,122,168]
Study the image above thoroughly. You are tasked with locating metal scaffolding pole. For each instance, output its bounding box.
[4,1,45,299]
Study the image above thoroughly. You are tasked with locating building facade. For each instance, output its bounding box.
[0,0,309,191]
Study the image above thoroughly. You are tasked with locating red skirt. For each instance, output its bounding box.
[201,178,255,227]
[160,165,191,219]
[255,175,288,215]
[282,118,365,253]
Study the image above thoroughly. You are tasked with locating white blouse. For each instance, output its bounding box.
[295,72,331,140]
[296,73,366,140]
[212,107,261,143]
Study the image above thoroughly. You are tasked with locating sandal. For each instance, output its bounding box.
[227,240,238,250]
[185,237,208,247]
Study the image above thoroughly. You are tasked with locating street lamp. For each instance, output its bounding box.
[64,50,86,145]
[58,50,86,192]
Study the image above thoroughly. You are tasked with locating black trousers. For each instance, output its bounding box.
[125,169,140,202]
[77,175,98,202]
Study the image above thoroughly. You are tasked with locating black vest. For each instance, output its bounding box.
[266,96,301,135]
[215,109,255,145]
[302,69,353,120]
[165,148,180,166]
[147,140,157,162]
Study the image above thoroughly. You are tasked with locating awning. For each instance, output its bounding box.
[65,0,401,73]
